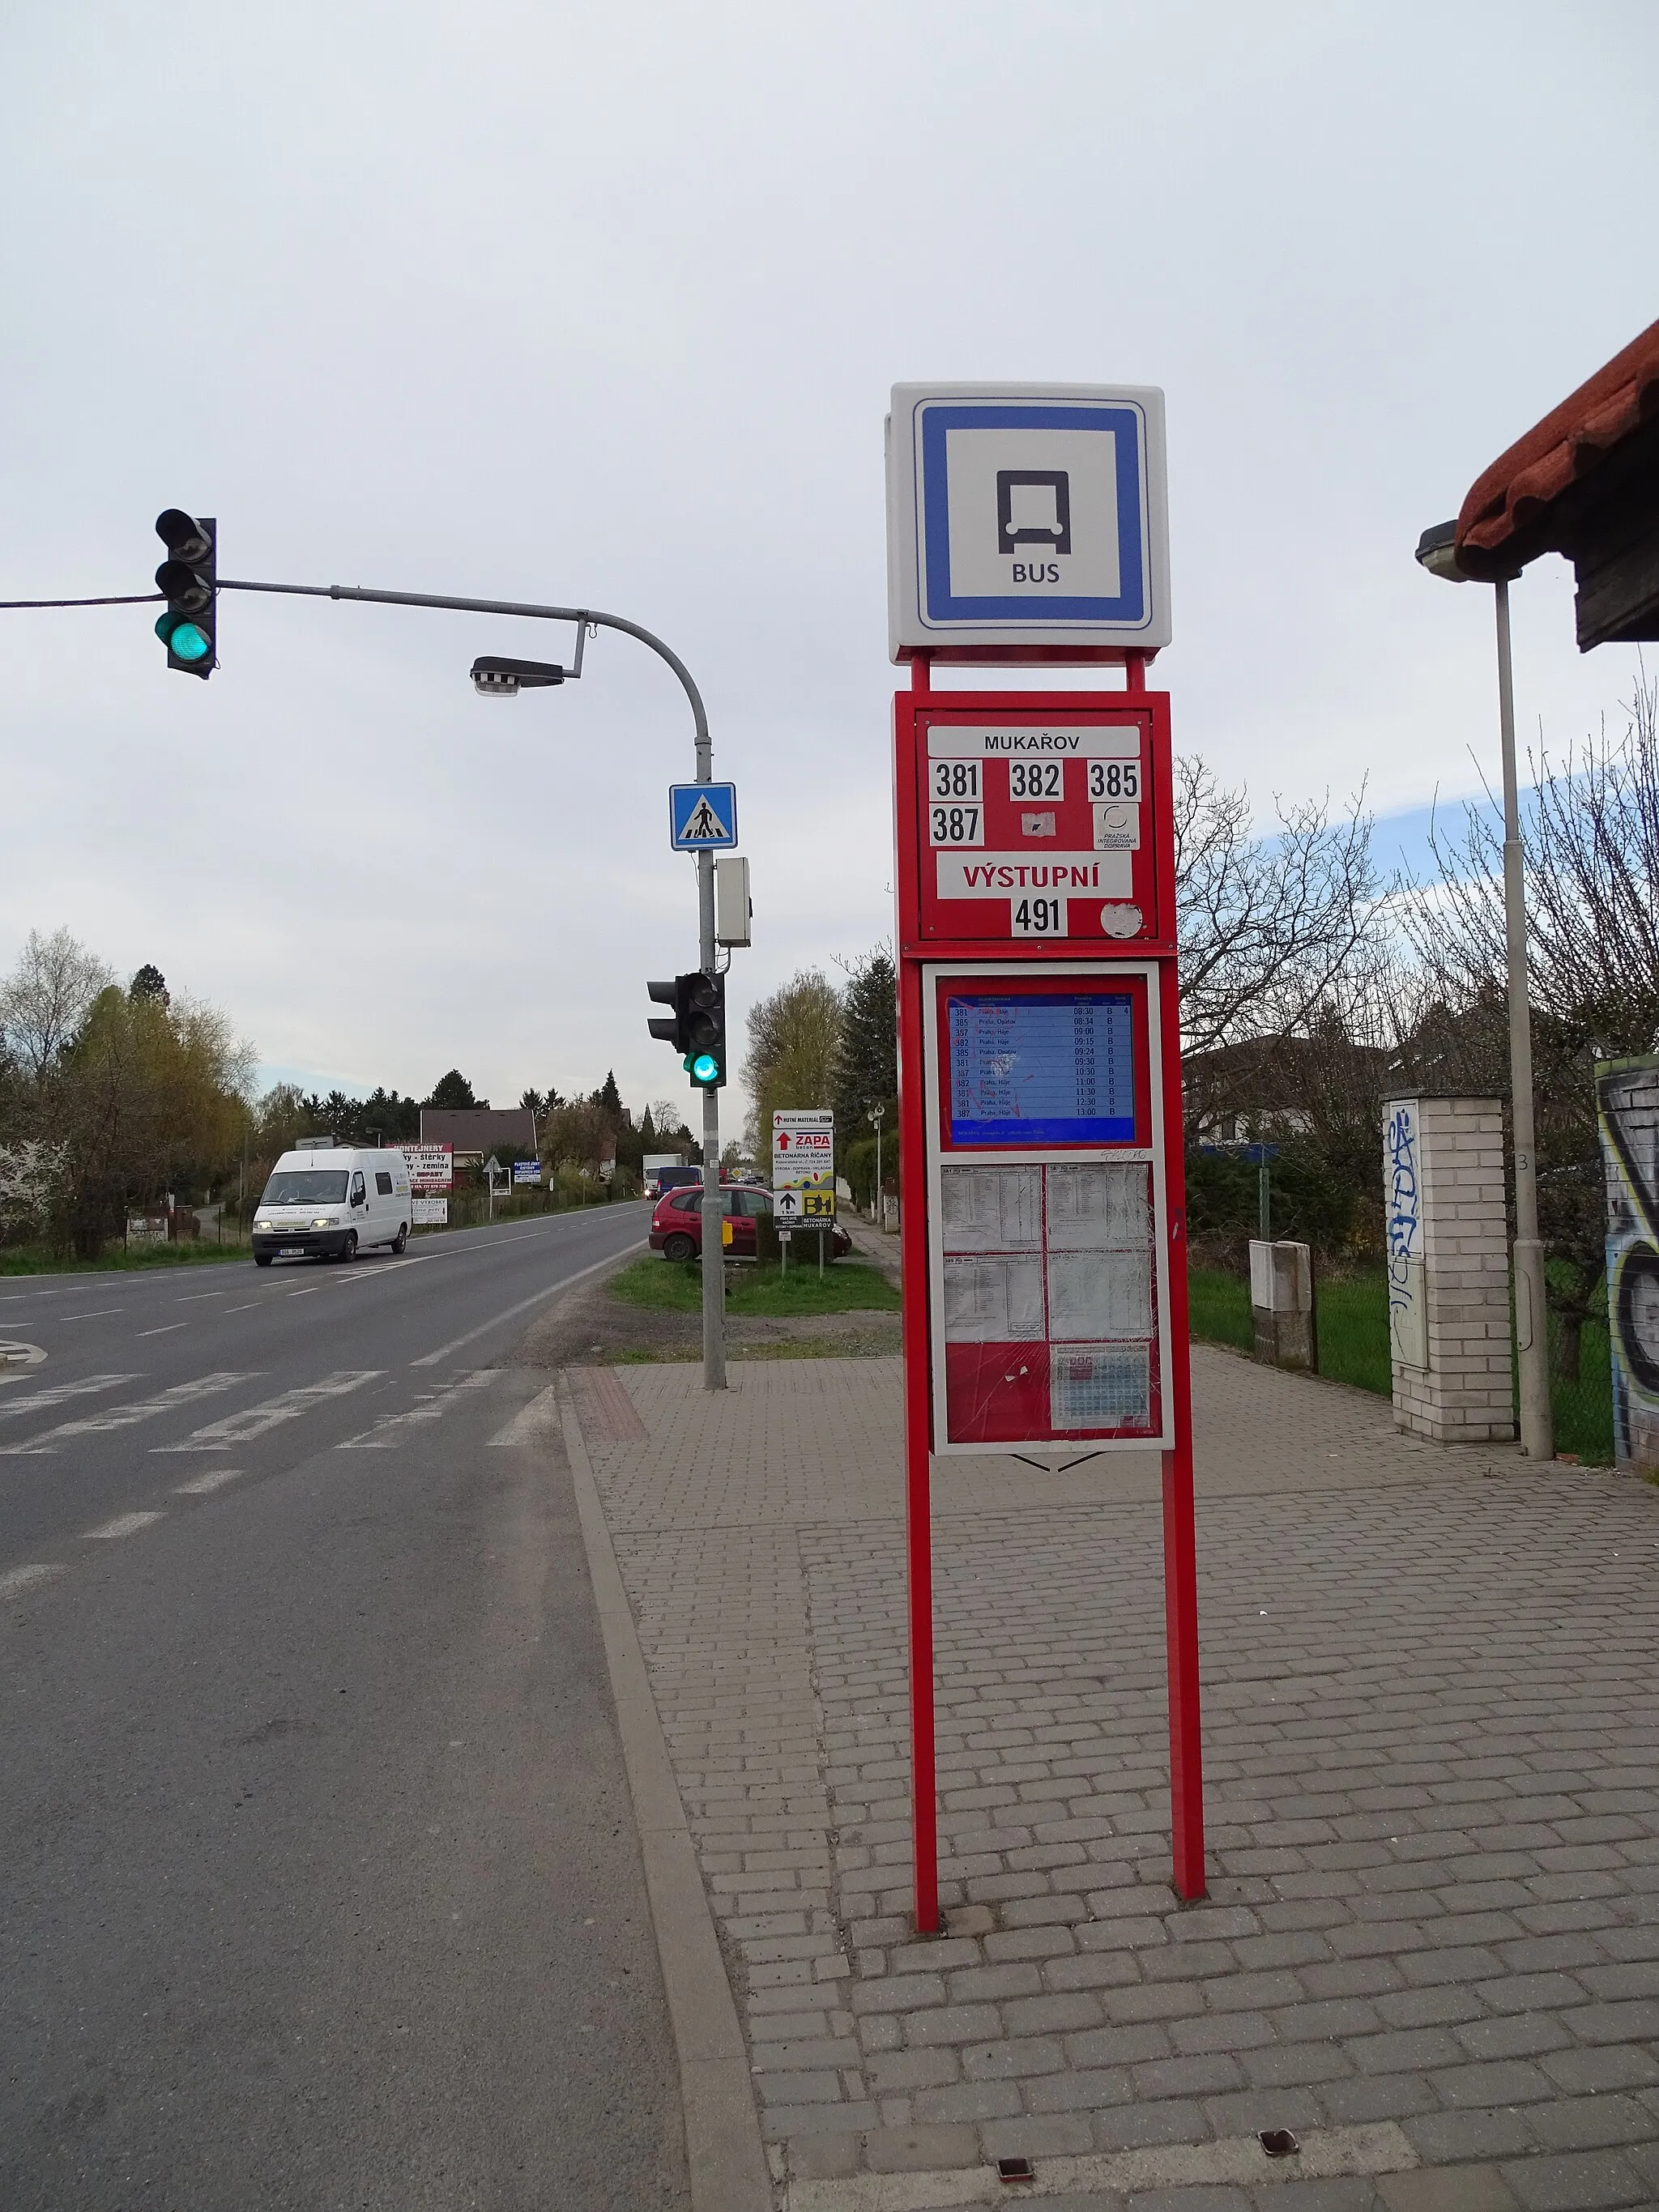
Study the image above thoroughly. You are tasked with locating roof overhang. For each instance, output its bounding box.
[1453,317,1659,650]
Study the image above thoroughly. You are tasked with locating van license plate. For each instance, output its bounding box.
[280,1246,305,1256]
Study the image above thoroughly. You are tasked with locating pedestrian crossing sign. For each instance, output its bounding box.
[669,782,739,850]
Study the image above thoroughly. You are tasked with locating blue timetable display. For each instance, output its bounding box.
[947,992,1136,1144]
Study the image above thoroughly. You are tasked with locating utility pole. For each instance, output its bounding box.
[1415,526,1552,1460]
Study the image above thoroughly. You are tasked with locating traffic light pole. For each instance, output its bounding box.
[215,571,727,1392]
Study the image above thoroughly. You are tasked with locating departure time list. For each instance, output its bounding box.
[947,992,1137,1144]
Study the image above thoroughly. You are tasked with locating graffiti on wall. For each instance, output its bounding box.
[1384,1097,1427,1369]
[1598,1056,1659,1472]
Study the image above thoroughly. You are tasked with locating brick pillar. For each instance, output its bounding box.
[1384,1095,1515,1444]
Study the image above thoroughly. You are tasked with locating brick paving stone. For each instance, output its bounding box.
[573,1349,1659,2185]
[1498,2148,1652,2209]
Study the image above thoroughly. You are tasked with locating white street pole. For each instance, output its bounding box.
[697,841,727,1391]
[1495,580,1553,1460]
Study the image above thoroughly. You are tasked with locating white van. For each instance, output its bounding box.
[252,1147,412,1266]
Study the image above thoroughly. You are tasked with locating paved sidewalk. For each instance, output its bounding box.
[566,1349,1659,2211]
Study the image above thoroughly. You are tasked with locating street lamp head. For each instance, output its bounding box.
[1414,520,1468,583]
[471,654,567,697]
[868,1103,885,1127]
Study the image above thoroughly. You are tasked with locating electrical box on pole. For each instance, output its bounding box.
[714,855,752,946]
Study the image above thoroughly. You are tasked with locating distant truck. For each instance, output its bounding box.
[643,1153,697,1197]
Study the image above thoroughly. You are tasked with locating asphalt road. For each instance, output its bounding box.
[0,1205,691,2211]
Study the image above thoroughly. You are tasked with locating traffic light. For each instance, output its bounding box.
[646,971,727,1089]
[154,509,216,677]
[682,970,725,1089]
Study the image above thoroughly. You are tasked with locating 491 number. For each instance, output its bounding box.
[1012,897,1064,936]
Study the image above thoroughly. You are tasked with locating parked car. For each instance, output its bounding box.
[647,1183,851,1263]
[252,1146,412,1265]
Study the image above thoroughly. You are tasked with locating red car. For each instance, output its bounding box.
[647,1183,851,1262]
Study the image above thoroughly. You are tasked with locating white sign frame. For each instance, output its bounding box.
[887,382,1171,660]
[920,957,1175,1455]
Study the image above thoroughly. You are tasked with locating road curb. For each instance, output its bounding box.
[560,1379,774,2212]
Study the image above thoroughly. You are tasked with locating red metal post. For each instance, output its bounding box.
[898,658,940,1933]
[1158,962,1206,1898]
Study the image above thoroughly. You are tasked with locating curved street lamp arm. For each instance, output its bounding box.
[216,577,711,778]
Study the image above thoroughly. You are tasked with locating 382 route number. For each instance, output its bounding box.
[1009,762,1062,800]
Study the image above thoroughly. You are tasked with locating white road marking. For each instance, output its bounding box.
[487,1383,562,1448]
[0,1563,66,1599]
[0,1372,256,1455]
[156,1369,382,1452]
[174,1292,224,1303]
[83,1511,166,1541]
[54,1309,123,1322]
[337,1369,499,1449]
[336,1256,430,1283]
[222,1302,262,1313]
[137,1323,189,1338]
[410,1244,643,1366]
[0,1340,48,1384]
[173,1467,245,1494]
[0,1374,139,1424]
[288,1285,324,1298]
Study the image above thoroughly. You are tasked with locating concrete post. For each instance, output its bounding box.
[1385,1095,1516,1444]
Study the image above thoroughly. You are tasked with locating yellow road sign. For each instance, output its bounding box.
[802,1187,837,1219]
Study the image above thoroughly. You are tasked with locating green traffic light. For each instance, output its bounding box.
[689,1051,719,1085]
[155,612,211,662]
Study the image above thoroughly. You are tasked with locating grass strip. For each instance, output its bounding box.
[0,1242,250,1277]
[608,1254,901,1318]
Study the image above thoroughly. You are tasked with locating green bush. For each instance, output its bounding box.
[1185,1145,1366,1267]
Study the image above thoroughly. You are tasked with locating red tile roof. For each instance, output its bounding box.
[1455,317,1659,579]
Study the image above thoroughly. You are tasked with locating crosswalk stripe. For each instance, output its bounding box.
[0,1563,66,1599]
[0,1373,140,1425]
[156,1370,382,1453]
[83,1511,165,1541]
[486,1383,562,1449]
[337,1369,499,1449]
[0,1373,256,1455]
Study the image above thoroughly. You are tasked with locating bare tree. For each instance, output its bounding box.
[1174,759,1384,1057]
[1407,672,1659,1376]
[0,928,113,1080]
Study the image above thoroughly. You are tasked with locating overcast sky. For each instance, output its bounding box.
[2,4,1653,1129]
